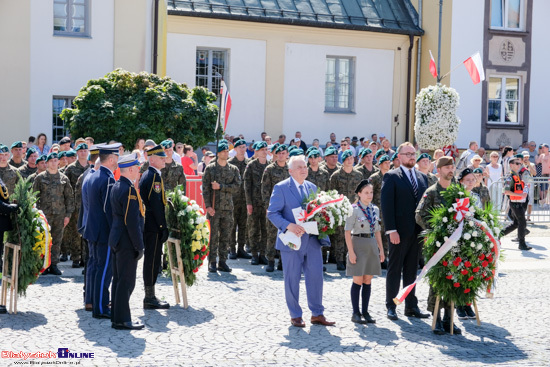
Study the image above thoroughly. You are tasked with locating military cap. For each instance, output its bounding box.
[324,146,338,156]
[374,148,385,159]
[98,143,122,155]
[57,151,67,158]
[458,168,474,181]
[45,152,58,162]
[306,146,317,156]
[514,154,524,160]
[118,153,140,168]
[217,142,229,153]
[270,142,280,153]
[341,149,353,162]
[233,139,246,148]
[75,143,88,151]
[288,145,298,154]
[355,179,371,194]
[88,144,100,155]
[288,148,304,157]
[65,150,77,158]
[147,144,167,156]
[58,137,71,145]
[0,145,9,153]
[10,141,23,149]
[378,154,390,164]
[160,140,173,149]
[391,152,399,161]
[359,148,372,158]
[473,168,484,174]
[25,147,37,160]
[274,144,288,154]
[416,153,432,162]
[437,156,454,168]
[307,149,320,159]
[36,154,47,164]
[255,141,268,150]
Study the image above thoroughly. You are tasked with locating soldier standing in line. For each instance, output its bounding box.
[416,153,437,187]
[0,145,20,195]
[8,141,26,168]
[62,143,90,268]
[58,151,69,173]
[17,147,38,179]
[228,139,252,260]
[320,146,341,182]
[202,141,242,273]
[329,149,363,271]
[355,148,379,180]
[244,141,270,265]
[33,152,75,276]
[160,140,186,193]
[390,153,401,169]
[26,154,47,183]
[415,156,461,335]
[262,144,290,272]
[307,149,329,192]
[369,154,391,266]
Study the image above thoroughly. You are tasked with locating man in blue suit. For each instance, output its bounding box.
[267,156,335,328]
[84,143,121,319]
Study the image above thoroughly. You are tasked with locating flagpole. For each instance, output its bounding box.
[437,0,443,83]
[439,62,463,82]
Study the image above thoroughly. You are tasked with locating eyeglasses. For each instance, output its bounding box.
[400,153,416,157]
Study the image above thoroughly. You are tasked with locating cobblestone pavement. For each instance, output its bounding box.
[1,225,549,367]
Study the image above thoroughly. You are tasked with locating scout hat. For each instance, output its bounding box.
[341,149,353,162]
[378,154,390,164]
[147,144,167,156]
[458,168,474,181]
[36,155,47,164]
[160,140,173,149]
[324,146,337,156]
[25,147,37,159]
[118,153,140,168]
[274,144,288,154]
[65,150,77,158]
[0,145,9,153]
[255,141,267,150]
[416,153,432,162]
[288,148,304,157]
[75,143,88,151]
[355,179,371,194]
[307,149,320,159]
[45,152,58,162]
[234,139,247,148]
[437,156,454,168]
[217,141,229,153]
[10,141,23,149]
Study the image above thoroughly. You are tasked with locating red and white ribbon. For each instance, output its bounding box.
[297,195,345,223]
[452,197,470,221]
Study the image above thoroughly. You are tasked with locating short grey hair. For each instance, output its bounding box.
[288,155,306,170]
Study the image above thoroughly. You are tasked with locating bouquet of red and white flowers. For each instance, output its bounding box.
[299,190,354,239]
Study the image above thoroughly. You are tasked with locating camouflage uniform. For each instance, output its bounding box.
[329,167,363,262]
[370,170,388,257]
[415,181,451,314]
[427,172,438,187]
[27,171,40,184]
[33,171,75,266]
[202,161,241,262]
[160,160,186,193]
[0,165,19,197]
[244,158,268,257]
[320,162,341,179]
[8,158,25,169]
[307,166,329,192]
[262,162,289,261]
[472,183,490,208]
[62,160,89,262]
[228,156,250,254]
[17,163,37,179]
[355,164,379,181]
[140,161,149,174]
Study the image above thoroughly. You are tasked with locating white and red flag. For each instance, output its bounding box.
[463,52,485,84]
[429,50,437,79]
[216,80,232,133]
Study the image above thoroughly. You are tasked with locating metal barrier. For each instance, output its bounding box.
[488,176,550,222]
[185,175,205,211]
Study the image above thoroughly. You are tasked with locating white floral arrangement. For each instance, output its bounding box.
[302,190,354,239]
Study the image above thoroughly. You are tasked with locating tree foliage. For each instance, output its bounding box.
[61,69,219,148]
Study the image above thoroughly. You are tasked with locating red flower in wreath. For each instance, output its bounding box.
[482,260,489,267]
[446,275,453,279]
[487,255,493,263]
[464,261,472,268]
[193,268,199,273]
[194,254,199,260]
[200,255,206,261]
[453,282,461,288]
[453,257,462,267]
[442,260,448,266]
[461,269,469,275]
[206,251,210,257]
[201,245,206,252]
[479,254,485,261]
[468,276,474,281]
[464,288,471,293]
[473,266,480,273]
[491,246,496,252]
[322,226,328,232]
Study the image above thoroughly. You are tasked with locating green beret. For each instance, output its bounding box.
[289,148,304,157]
[307,149,320,159]
[10,141,23,149]
[378,154,390,164]
[473,168,483,174]
[160,140,173,149]
[514,154,524,160]
[0,145,8,153]
[359,148,372,159]
[255,141,267,151]
[219,139,228,144]
[217,142,229,153]
[25,147,37,159]
[391,152,399,161]
[234,139,246,148]
[306,146,317,156]
[341,149,353,162]
[36,154,47,164]
[45,152,58,162]
[76,143,88,151]
[57,151,67,158]
[270,142,280,153]
[416,153,432,162]
[65,150,77,158]
[288,145,298,153]
[374,148,385,159]
[274,144,288,154]
[324,146,337,156]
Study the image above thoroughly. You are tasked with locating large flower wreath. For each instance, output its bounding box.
[299,190,354,239]
[165,185,210,287]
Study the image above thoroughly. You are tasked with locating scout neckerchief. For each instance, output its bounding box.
[357,201,376,233]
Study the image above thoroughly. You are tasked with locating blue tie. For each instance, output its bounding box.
[409,169,418,198]
[299,184,307,200]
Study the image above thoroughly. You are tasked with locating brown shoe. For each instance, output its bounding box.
[290,317,306,327]
[311,315,335,326]
[85,304,93,312]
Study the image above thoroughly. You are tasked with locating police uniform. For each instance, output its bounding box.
[228,139,251,259]
[502,168,530,250]
[139,145,170,309]
[108,154,145,330]
[244,153,269,264]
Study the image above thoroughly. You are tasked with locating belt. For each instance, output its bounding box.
[352,233,375,238]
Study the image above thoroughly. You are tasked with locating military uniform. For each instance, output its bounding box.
[472,183,490,208]
[228,155,250,255]
[244,158,268,260]
[307,166,330,192]
[262,162,290,262]
[140,161,149,174]
[0,165,19,197]
[8,158,25,169]
[160,160,186,192]
[17,163,37,179]
[320,162,341,179]
[355,164,379,181]
[427,172,438,187]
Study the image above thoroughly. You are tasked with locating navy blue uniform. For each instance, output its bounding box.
[109,176,145,325]
[79,166,96,306]
[0,178,17,273]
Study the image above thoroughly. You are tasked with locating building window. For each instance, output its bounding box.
[488,77,520,124]
[490,0,524,30]
[325,56,354,113]
[196,49,228,105]
[54,0,90,36]
[53,97,74,143]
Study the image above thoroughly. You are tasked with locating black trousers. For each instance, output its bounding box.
[0,230,4,271]
[386,231,421,310]
[112,243,137,324]
[143,231,162,287]
[503,202,527,242]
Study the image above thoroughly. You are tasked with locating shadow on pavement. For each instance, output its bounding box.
[35,274,70,287]
[0,311,48,330]
[166,306,214,327]
[354,323,398,346]
[280,325,360,354]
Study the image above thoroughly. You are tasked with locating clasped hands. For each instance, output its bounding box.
[287,223,306,237]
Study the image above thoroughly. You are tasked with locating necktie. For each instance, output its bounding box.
[299,184,307,200]
[409,169,418,198]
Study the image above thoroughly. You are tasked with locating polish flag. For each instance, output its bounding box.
[429,50,437,79]
[216,80,232,132]
[463,52,485,84]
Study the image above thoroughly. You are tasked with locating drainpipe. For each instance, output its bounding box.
[415,0,423,94]
[405,35,414,142]
[152,0,159,74]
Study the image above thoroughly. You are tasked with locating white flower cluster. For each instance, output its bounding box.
[316,190,354,229]
[414,84,461,150]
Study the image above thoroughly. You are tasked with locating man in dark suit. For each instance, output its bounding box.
[381,142,430,321]
[109,154,145,330]
[267,156,334,328]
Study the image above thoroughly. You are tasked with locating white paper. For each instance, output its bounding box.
[279,231,301,250]
[301,222,319,235]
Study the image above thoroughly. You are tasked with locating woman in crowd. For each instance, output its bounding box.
[197,151,215,175]
[431,149,444,174]
[487,151,502,187]
[501,146,515,176]
[135,138,146,163]
[33,133,50,156]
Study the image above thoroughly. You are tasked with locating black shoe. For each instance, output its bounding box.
[251,256,260,265]
[381,259,388,270]
[387,308,398,321]
[404,306,430,319]
[42,267,50,275]
[456,306,468,320]
[112,321,145,330]
[217,261,232,272]
[336,261,346,271]
[49,265,62,276]
[0,305,6,314]
[464,305,476,319]
[526,228,531,235]
[80,260,86,267]
[266,261,275,273]
[228,251,237,260]
[519,243,532,251]
[442,318,462,335]
[362,312,376,324]
[323,266,326,272]
[236,248,252,259]
[351,312,366,324]
[92,310,112,319]
[143,297,170,309]
[72,261,80,268]
[244,244,251,253]
[59,254,68,262]
[208,262,217,273]
[328,255,336,264]
[259,255,269,265]
[512,237,519,242]
[277,260,283,271]
[433,317,445,335]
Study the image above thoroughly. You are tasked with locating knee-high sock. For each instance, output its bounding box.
[351,283,361,314]
[362,283,372,314]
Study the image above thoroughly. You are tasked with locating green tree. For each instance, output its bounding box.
[60,69,219,149]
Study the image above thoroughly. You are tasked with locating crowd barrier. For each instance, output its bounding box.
[185,175,205,211]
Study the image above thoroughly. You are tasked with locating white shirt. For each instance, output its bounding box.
[291,177,309,199]
[400,165,418,187]
[150,165,162,176]
[172,152,181,162]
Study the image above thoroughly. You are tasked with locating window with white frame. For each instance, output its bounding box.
[52,97,74,143]
[54,0,90,36]
[325,56,355,113]
[490,0,525,30]
[488,76,520,124]
[196,49,228,106]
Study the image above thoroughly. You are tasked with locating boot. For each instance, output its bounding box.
[236,247,252,259]
[518,242,532,251]
[277,260,283,271]
[433,313,445,335]
[72,260,80,268]
[251,255,260,265]
[336,261,346,271]
[266,261,275,272]
[442,309,461,335]
[228,249,238,260]
[217,261,232,272]
[259,255,269,265]
[49,265,62,275]
[59,253,68,262]
[143,286,170,309]
[208,262,217,273]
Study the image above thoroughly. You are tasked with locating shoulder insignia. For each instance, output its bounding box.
[154,182,161,193]
[423,193,427,198]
